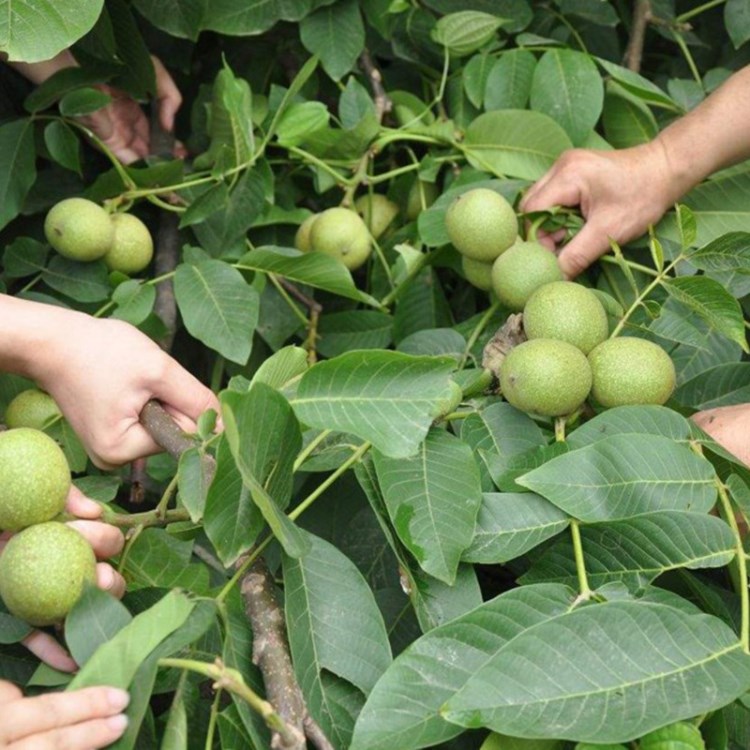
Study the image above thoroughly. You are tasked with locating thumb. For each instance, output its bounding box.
[153,359,220,426]
[557,220,613,279]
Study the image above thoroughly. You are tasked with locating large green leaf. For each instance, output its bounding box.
[0,0,104,62]
[685,231,750,272]
[595,58,678,110]
[529,49,603,145]
[463,110,573,180]
[300,0,364,80]
[0,119,36,231]
[484,49,536,111]
[674,363,750,409]
[350,584,577,750]
[664,275,748,352]
[521,511,736,589]
[284,531,392,746]
[69,590,195,690]
[602,84,658,148]
[443,600,750,743]
[517,434,717,521]
[174,259,259,364]
[431,11,504,57]
[463,492,569,564]
[41,256,110,302]
[373,427,483,584]
[220,385,309,558]
[291,350,456,458]
[236,246,380,306]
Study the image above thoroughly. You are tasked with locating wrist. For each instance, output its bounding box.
[8,49,78,85]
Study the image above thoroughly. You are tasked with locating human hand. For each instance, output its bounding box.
[77,56,187,164]
[521,141,680,278]
[0,486,126,672]
[29,311,220,470]
[0,679,129,749]
[691,404,750,468]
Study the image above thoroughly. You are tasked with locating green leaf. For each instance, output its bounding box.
[484,49,537,111]
[373,427,483,584]
[595,58,679,110]
[0,602,32,644]
[602,84,658,148]
[566,405,692,449]
[58,87,111,117]
[43,121,80,174]
[174,259,259,364]
[351,583,577,750]
[111,280,156,325]
[463,492,570,564]
[284,531,392,745]
[685,231,750,272]
[521,511,736,589]
[65,585,132,667]
[195,60,254,169]
[726,0,750,49]
[664,275,748,352]
[463,110,573,180]
[517,434,717,521]
[431,11,504,57]
[530,49,603,145]
[463,53,493,108]
[250,345,309,390]
[204,436,264,566]
[291,350,456,458]
[443,600,750,743]
[0,119,36,231]
[317,311,393,359]
[300,0,365,81]
[276,101,330,146]
[41,256,110,303]
[220,385,310,558]
[68,590,195,690]
[0,0,104,62]
[3,237,48,277]
[675,363,750,409]
[121,529,211,593]
[236,246,380,307]
[177,447,212,522]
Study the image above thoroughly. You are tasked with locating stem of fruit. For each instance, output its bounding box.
[554,416,566,443]
[716,477,750,652]
[459,300,501,370]
[159,657,303,747]
[570,520,592,602]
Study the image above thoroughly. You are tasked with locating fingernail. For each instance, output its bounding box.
[106,688,130,711]
[107,714,129,733]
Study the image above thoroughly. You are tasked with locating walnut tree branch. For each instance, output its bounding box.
[624,0,652,72]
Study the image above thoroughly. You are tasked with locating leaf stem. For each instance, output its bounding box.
[716,478,750,652]
[459,300,501,369]
[204,689,222,750]
[155,473,179,519]
[293,429,333,472]
[570,520,592,601]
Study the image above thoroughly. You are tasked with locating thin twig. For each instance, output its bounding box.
[624,0,651,72]
[153,213,180,352]
[359,49,392,123]
[277,277,322,364]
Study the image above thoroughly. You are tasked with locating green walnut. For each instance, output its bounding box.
[0,428,70,531]
[444,188,518,262]
[294,213,318,252]
[44,197,114,262]
[588,337,676,408]
[5,389,61,430]
[354,194,399,239]
[462,256,494,291]
[103,213,154,274]
[499,338,592,417]
[0,522,97,626]
[523,281,609,355]
[491,240,564,311]
[309,207,372,270]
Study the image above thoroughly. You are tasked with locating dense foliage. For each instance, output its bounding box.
[3,1,750,748]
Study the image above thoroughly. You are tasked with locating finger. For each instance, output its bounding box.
[109,146,142,165]
[10,714,128,750]
[557,221,613,279]
[95,563,127,599]
[21,632,77,673]
[89,428,163,470]
[65,486,102,520]
[66,521,125,559]
[154,362,220,424]
[0,680,23,703]
[522,175,584,215]
[152,57,182,132]
[1,687,129,742]
[172,139,188,159]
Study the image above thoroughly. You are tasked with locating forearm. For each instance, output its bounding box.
[1,49,78,84]
[654,65,750,196]
[0,295,79,380]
